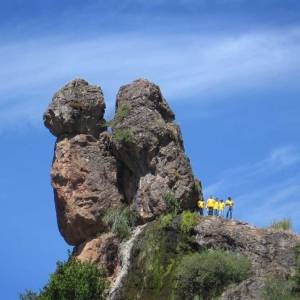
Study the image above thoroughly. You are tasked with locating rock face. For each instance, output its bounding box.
[51,133,123,245]
[194,217,300,300]
[44,79,106,137]
[113,79,198,221]
[195,218,298,278]
[44,78,200,245]
[74,233,120,276]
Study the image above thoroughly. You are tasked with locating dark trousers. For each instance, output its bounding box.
[198,208,204,216]
[214,209,219,216]
[208,208,214,216]
[226,208,233,219]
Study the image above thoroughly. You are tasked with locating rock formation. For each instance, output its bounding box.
[44,78,299,300]
[44,78,199,245]
[113,79,198,221]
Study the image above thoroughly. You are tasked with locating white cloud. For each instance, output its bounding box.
[0,27,300,129]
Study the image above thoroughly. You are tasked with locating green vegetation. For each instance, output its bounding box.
[294,243,300,292]
[103,207,137,239]
[163,192,180,215]
[120,215,251,300]
[262,243,300,300]
[113,128,134,143]
[180,211,199,234]
[269,219,292,231]
[20,291,39,300]
[160,213,173,229]
[106,103,131,128]
[262,277,297,300]
[20,256,108,300]
[175,250,251,300]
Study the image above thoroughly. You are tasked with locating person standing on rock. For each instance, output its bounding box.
[214,198,220,216]
[206,196,215,216]
[226,197,234,219]
[197,197,205,216]
[219,199,225,217]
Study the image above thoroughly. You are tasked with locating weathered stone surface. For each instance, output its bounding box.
[194,217,299,277]
[44,79,106,137]
[135,174,169,222]
[75,233,120,276]
[220,277,264,300]
[112,79,199,220]
[51,133,123,245]
[194,217,300,299]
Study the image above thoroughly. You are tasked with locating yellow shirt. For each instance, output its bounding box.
[225,199,234,207]
[213,201,219,210]
[206,198,215,208]
[219,202,225,210]
[197,200,205,209]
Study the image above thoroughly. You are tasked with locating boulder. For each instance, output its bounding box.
[75,233,120,276]
[44,79,106,137]
[51,133,123,245]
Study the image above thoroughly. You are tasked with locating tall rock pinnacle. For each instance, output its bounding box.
[44,78,200,245]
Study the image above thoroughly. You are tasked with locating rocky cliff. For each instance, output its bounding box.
[44,79,299,300]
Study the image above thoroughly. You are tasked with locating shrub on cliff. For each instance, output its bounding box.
[175,250,251,300]
[180,211,199,234]
[20,256,108,300]
[103,207,137,239]
[269,219,292,231]
[113,128,134,143]
[163,192,180,215]
[262,277,297,300]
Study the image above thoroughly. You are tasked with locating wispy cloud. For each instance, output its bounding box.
[204,145,300,232]
[0,26,300,129]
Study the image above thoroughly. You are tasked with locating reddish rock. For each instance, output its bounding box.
[51,133,123,245]
[75,233,120,276]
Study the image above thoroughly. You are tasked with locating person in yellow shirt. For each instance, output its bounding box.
[225,197,234,219]
[214,198,220,216]
[197,198,205,216]
[219,199,225,217]
[206,196,215,216]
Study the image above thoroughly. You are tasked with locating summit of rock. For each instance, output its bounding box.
[44,78,106,137]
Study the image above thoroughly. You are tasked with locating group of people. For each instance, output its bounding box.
[197,196,234,219]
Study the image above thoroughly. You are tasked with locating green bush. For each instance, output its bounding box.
[262,277,297,300]
[20,257,108,300]
[163,192,180,215]
[160,213,173,229]
[294,243,300,293]
[180,211,199,234]
[19,290,39,300]
[175,250,251,300]
[103,207,137,239]
[107,104,131,128]
[269,219,292,231]
[113,128,134,143]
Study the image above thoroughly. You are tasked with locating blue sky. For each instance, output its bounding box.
[1,1,300,299]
